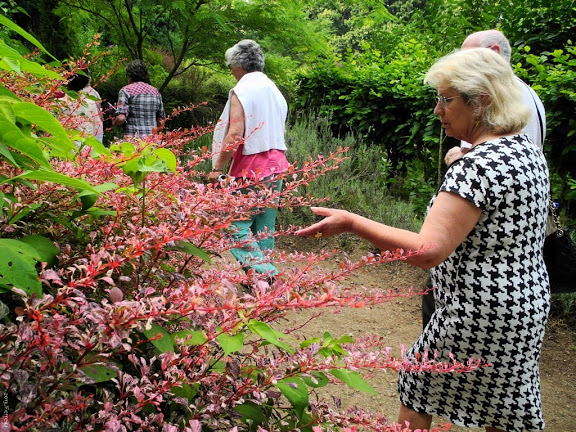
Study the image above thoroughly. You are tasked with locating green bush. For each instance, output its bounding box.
[280,112,423,241]
[514,43,576,218]
[293,38,442,186]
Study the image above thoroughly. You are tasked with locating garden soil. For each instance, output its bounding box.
[274,236,576,431]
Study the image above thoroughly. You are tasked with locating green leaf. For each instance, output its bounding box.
[78,209,117,218]
[170,241,212,263]
[137,157,168,173]
[234,401,267,427]
[0,239,42,297]
[93,183,119,193]
[210,361,226,373]
[329,369,377,394]
[76,180,117,210]
[172,329,207,346]
[320,333,353,358]
[0,114,49,168]
[217,332,245,355]
[300,337,321,349]
[87,136,111,157]
[19,235,59,267]
[13,102,75,151]
[114,141,137,156]
[122,159,138,175]
[0,141,19,167]
[39,137,77,159]
[276,377,309,418]
[0,192,5,219]
[247,320,294,354]
[0,85,18,101]
[0,44,59,79]
[79,193,98,211]
[0,50,20,73]
[120,157,142,182]
[0,101,15,122]
[142,323,174,353]
[171,381,197,400]
[81,362,118,383]
[331,334,354,345]
[153,148,177,172]
[302,371,329,388]
[11,171,98,193]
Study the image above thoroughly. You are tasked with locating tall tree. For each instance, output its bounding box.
[497,0,576,54]
[55,0,327,91]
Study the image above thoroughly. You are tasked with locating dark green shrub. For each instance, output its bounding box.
[514,44,576,218]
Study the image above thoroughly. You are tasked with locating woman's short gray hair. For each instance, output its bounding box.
[224,39,265,72]
[425,48,530,135]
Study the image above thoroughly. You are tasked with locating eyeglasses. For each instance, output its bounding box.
[436,95,461,108]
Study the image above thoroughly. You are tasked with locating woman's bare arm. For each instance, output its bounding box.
[296,191,481,269]
[209,93,245,181]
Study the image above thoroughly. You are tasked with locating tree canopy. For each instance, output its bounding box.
[42,0,328,91]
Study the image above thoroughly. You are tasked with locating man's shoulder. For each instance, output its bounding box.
[123,82,162,96]
[515,76,544,103]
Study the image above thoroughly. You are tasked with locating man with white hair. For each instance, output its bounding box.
[460,30,546,149]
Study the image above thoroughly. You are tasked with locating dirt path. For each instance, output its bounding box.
[276,237,576,431]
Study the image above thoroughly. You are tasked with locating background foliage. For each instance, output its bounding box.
[293,0,576,219]
[8,0,576,214]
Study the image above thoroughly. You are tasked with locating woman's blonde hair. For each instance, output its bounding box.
[424,48,530,135]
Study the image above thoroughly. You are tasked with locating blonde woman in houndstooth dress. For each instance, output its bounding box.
[296,48,550,432]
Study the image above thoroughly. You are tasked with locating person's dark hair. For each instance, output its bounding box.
[224,40,265,72]
[67,68,90,92]
[125,59,150,83]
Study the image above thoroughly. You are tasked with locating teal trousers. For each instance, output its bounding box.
[230,178,282,276]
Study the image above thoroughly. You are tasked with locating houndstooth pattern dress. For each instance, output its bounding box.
[397,135,550,431]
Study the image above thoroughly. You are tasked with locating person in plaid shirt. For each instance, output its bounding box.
[112,60,165,137]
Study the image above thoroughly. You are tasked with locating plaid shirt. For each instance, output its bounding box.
[116,82,165,136]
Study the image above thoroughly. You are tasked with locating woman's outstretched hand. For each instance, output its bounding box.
[295,207,353,238]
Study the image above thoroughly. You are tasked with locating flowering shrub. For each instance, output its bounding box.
[0,18,488,432]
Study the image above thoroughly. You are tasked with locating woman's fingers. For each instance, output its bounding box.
[295,207,330,237]
[310,206,332,216]
[444,145,472,167]
[295,207,350,238]
[295,221,325,237]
